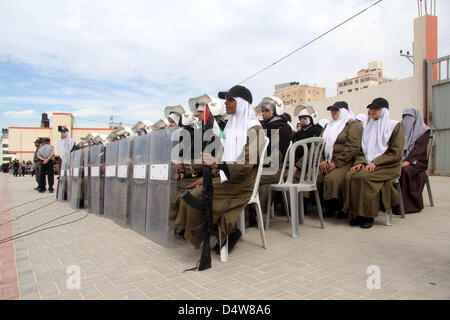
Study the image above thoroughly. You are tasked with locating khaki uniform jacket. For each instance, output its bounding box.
[318,119,363,201]
[343,123,405,217]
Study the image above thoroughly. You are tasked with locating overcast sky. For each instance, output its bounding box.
[1,0,449,130]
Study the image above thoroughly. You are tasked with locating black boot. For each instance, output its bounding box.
[360,217,374,229]
[349,215,364,226]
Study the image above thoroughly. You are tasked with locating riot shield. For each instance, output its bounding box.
[57,160,67,201]
[83,147,90,209]
[114,137,133,227]
[66,155,72,203]
[128,134,151,235]
[88,144,105,214]
[69,149,83,209]
[145,128,177,247]
[103,141,119,220]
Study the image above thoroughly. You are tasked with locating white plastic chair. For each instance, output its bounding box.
[219,137,270,262]
[265,141,292,230]
[266,137,325,238]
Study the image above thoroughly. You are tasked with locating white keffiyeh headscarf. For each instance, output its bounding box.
[401,107,429,160]
[57,131,75,170]
[318,119,330,128]
[220,97,260,182]
[362,108,399,164]
[356,114,369,128]
[323,108,352,163]
[347,106,356,119]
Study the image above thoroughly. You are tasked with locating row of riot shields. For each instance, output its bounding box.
[56,128,178,248]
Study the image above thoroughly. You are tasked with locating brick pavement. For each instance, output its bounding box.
[1,173,449,300]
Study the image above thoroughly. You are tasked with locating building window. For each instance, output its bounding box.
[364,86,368,89]
[349,80,353,85]
[348,89,352,93]
[300,98,303,102]
[308,90,311,94]
[339,91,343,95]
[299,90,302,94]
[316,91,319,94]
[2,150,8,154]
[355,88,359,91]
[308,98,311,102]
[355,79,359,84]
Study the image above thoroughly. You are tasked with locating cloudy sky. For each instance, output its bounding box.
[1,0,449,130]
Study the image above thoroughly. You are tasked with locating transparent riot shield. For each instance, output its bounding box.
[128,134,151,235]
[145,128,177,247]
[66,155,72,203]
[69,149,83,209]
[57,160,67,201]
[88,144,105,214]
[114,137,133,227]
[103,141,119,220]
[83,147,90,209]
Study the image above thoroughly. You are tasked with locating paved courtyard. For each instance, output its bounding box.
[0,174,449,300]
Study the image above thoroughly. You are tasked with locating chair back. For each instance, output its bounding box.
[250,137,270,201]
[427,133,435,174]
[277,141,293,184]
[286,137,325,186]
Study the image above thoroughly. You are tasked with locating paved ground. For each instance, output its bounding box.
[0,174,449,300]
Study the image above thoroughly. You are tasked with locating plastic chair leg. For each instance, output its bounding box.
[253,202,268,249]
[238,210,245,239]
[298,192,304,225]
[289,188,298,238]
[394,182,406,218]
[282,191,290,222]
[265,190,273,230]
[386,210,393,226]
[425,175,434,207]
[314,190,324,229]
[218,226,229,263]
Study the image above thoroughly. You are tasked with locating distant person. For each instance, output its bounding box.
[57,127,75,175]
[398,107,431,214]
[33,139,43,189]
[37,138,55,193]
[13,160,19,177]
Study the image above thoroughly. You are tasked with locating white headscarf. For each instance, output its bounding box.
[318,119,329,128]
[347,106,356,119]
[220,97,260,182]
[362,108,399,164]
[356,114,369,127]
[401,107,429,160]
[168,113,181,126]
[323,108,352,163]
[57,131,75,170]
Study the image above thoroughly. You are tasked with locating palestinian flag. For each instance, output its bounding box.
[204,104,226,140]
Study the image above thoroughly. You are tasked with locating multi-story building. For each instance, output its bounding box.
[1,129,15,163]
[273,82,326,107]
[7,113,115,162]
[336,61,395,95]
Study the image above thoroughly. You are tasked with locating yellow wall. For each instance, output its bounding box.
[7,113,113,162]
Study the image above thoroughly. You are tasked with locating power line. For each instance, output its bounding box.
[238,0,384,84]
